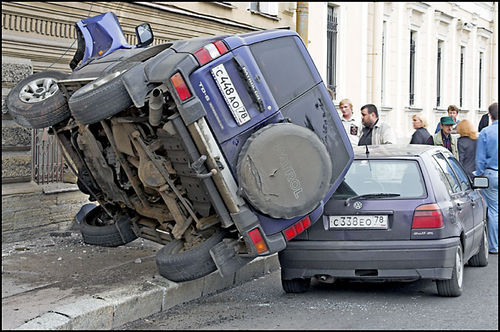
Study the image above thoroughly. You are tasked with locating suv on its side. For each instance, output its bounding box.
[6,12,353,282]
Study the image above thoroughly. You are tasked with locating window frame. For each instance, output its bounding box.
[409,30,416,106]
[326,5,338,99]
[432,152,463,195]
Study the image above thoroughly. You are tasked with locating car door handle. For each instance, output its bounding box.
[456,203,463,211]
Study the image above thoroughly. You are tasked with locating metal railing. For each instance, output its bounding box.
[32,128,64,184]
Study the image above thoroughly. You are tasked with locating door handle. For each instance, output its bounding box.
[456,203,463,211]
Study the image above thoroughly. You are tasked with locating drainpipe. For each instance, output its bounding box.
[296,2,309,47]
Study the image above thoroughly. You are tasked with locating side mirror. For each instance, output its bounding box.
[135,23,153,48]
[472,176,489,189]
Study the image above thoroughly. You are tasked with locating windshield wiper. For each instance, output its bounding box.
[345,193,400,206]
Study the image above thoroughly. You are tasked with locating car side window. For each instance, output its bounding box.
[432,153,462,194]
[447,156,472,192]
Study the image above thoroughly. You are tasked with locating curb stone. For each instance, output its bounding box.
[14,254,280,330]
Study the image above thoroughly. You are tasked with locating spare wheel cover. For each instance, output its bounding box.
[237,123,332,219]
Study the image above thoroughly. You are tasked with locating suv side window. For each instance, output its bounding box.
[432,153,462,194]
[447,156,472,192]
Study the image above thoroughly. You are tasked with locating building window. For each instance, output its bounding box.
[478,52,483,109]
[409,30,416,106]
[459,46,465,108]
[436,40,443,107]
[249,2,278,16]
[381,21,387,105]
[326,5,338,99]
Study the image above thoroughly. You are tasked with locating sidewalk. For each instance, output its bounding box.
[1,229,279,329]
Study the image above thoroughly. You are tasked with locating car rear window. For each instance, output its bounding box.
[249,36,316,108]
[333,159,426,199]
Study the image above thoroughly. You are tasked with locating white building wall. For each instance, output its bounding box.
[307,2,498,144]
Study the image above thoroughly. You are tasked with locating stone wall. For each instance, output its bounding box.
[2,57,89,243]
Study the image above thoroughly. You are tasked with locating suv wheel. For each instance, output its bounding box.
[155,227,226,282]
[6,71,70,128]
[79,205,137,247]
[281,276,311,293]
[68,70,133,124]
[436,243,463,297]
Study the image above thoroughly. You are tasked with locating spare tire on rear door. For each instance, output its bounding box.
[6,71,70,129]
[237,123,332,219]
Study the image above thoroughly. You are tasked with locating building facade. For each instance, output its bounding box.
[307,2,498,142]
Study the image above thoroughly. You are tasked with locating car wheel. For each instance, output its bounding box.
[6,71,70,128]
[79,205,137,247]
[281,274,311,293]
[68,70,133,125]
[436,243,464,297]
[468,226,489,267]
[155,227,226,282]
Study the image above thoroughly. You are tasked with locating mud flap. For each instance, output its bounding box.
[209,238,255,277]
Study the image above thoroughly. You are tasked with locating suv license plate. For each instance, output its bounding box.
[211,63,250,126]
[329,215,388,229]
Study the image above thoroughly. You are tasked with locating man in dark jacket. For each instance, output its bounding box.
[478,113,490,132]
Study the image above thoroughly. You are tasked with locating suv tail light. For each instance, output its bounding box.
[248,227,268,254]
[412,204,444,229]
[283,216,312,241]
[170,72,192,101]
[193,40,229,66]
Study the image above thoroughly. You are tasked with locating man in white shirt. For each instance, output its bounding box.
[338,98,361,146]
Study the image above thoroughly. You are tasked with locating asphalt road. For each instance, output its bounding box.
[120,255,498,330]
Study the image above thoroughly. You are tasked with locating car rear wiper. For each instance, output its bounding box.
[345,193,400,206]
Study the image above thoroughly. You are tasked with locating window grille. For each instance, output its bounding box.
[327,6,338,99]
[409,31,416,106]
[479,52,483,109]
[381,21,387,105]
[436,40,442,107]
[32,128,64,184]
[459,46,465,108]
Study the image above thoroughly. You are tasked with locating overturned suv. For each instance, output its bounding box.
[6,12,353,282]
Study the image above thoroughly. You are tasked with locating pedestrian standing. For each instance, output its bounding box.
[358,104,395,145]
[456,120,477,179]
[426,116,459,159]
[339,98,361,146]
[474,102,498,254]
[478,113,490,132]
[435,105,461,134]
[409,113,431,144]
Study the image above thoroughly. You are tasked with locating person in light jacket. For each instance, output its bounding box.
[456,119,478,179]
[358,104,395,146]
[410,113,431,144]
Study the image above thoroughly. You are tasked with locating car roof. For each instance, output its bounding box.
[352,144,449,159]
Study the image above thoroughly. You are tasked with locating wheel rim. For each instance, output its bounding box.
[456,246,463,288]
[77,70,126,95]
[19,77,59,103]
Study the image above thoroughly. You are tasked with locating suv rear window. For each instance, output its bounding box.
[333,159,426,199]
[250,36,316,108]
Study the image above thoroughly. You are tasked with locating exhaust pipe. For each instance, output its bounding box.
[317,275,335,284]
[149,88,165,126]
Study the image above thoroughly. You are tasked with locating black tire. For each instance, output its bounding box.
[469,226,489,267]
[6,71,70,128]
[436,243,464,297]
[79,205,137,247]
[281,276,311,294]
[68,70,133,125]
[155,228,226,282]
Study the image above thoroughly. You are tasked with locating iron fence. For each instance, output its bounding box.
[32,128,64,184]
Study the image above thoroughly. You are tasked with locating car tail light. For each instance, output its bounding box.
[170,72,192,101]
[283,216,312,241]
[193,40,229,66]
[248,227,268,254]
[412,204,444,229]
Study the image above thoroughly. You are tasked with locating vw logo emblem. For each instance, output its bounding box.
[353,201,363,210]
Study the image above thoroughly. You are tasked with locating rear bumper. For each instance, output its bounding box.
[279,237,460,281]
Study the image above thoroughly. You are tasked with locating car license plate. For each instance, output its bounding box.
[329,215,388,229]
[211,63,250,126]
